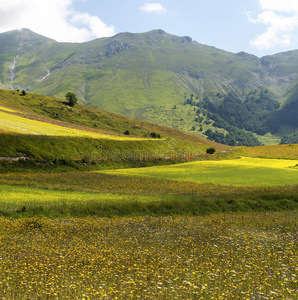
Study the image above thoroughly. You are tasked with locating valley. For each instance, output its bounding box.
[0,31,297,299]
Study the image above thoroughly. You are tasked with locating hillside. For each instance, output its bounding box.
[0,89,230,165]
[1,29,298,145]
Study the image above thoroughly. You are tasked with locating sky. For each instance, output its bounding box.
[1,0,298,57]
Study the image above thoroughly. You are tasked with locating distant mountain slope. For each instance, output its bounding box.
[0,29,297,145]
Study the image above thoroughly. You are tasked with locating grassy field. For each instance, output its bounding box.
[0,168,297,218]
[0,153,297,299]
[0,89,297,299]
[100,157,298,187]
[0,212,296,299]
[240,144,298,159]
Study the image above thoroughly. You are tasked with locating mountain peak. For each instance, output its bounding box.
[236,51,260,61]
[0,28,56,53]
[2,28,56,43]
[151,29,166,35]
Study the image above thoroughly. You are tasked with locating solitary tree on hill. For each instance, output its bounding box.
[65,92,78,107]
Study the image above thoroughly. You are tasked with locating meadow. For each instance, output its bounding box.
[0,89,297,299]
[0,166,297,219]
[0,212,296,299]
[100,157,298,187]
[240,144,298,160]
[0,156,297,299]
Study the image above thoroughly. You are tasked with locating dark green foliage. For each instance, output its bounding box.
[206,147,216,154]
[124,130,130,135]
[204,115,261,146]
[150,132,161,138]
[278,98,298,127]
[184,94,198,106]
[65,92,78,107]
[21,90,26,96]
[216,92,280,134]
[183,91,281,145]
[194,116,203,123]
[81,156,91,164]
[280,134,298,144]
[200,98,216,113]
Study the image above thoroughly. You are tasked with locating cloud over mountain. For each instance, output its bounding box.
[0,0,115,42]
[250,0,298,49]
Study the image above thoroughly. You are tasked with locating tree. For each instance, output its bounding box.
[65,92,78,107]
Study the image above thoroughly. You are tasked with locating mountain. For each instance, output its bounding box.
[0,28,297,145]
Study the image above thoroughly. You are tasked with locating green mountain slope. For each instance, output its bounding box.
[0,29,297,145]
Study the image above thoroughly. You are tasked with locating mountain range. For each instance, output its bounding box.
[0,28,297,145]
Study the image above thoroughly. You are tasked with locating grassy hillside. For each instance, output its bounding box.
[0,89,228,146]
[0,89,230,170]
[0,107,139,140]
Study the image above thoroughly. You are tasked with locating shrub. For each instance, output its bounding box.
[206,147,216,154]
[150,132,161,138]
[81,156,91,164]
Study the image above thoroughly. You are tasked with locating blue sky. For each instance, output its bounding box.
[1,0,298,57]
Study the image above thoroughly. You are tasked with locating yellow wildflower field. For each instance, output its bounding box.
[0,212,296,299]
[240,144,298,160]
[100,157,298,186]
[0,110,144,140]
[0,105,19,113]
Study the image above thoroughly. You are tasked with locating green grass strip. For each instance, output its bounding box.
[1,184,297,218]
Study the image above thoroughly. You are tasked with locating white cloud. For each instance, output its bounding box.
[259,0,298,13]
[140,3,166,14]
[0,0,115,42]
[250,0,298,49]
